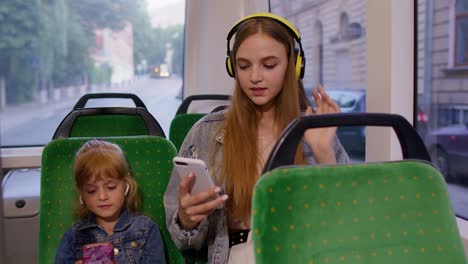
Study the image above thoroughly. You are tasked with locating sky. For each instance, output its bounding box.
[146,0,185,28]
[146,0,180,11]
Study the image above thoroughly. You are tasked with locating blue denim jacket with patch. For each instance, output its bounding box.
[164,110,350,263]
[55,208,166,264]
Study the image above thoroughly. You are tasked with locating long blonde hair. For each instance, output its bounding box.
[220,17,307,223]
[73,139,140,218]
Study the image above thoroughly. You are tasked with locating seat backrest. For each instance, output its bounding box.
[39,136,183,263]
[252,113,465,264]
[169,94,230,151]
[53,107,166,139]
[174,94,231,116]
[252,161,466,264]
[169,113,205,151]
[72,93,147,109]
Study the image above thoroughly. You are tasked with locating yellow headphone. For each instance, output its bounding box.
[225,12,305,79]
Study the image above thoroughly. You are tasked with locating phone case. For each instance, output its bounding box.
[173,157,215,195]
[82,242,114,264]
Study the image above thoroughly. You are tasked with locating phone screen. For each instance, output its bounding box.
[82,242,114,264]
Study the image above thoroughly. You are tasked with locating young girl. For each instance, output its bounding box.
[55,139,166,264]
[164,13,350,263]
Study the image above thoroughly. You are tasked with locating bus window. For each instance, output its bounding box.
[272,0,367,162]
[0,0,185,147]
[417,0,468,219]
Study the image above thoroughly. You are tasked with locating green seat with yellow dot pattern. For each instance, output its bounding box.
[252,161,466,264]
[39,136,183,263]
[252,113,466,264]
[169,113,205,151]
[169,94,230,151]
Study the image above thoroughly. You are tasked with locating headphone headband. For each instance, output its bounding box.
[226,12,302,47]
[225,12,305,79]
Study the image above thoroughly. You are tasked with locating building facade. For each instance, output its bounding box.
[421,0,468,127]
[271,0,366,91]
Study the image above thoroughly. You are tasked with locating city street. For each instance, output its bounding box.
[0,76,182,146]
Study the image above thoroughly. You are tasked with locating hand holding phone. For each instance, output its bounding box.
[174,157,228,230]
[173,157,216,195]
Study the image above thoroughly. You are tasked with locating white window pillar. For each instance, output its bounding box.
[366,0,414,161]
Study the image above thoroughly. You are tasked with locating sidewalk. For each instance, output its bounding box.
[0,95,77,132]
[0,78,143,132]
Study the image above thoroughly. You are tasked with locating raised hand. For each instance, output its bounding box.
[304,84,340,164]
[177,173,228,230]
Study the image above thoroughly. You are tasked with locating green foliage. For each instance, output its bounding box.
[130,7,158,71]
[0,0,42,104]
[52,13,92,87]
[68,0,133,32]
[0,0,42,51]
[88,63,112,85]
[4,54,35,104]
[133,24,185,75]
[0,0,185,105]
[0,0,133,105]
[166,25,184,75]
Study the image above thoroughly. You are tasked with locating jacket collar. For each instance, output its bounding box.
[74,208,132,232]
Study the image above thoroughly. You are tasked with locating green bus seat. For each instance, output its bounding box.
[53,93,165,139]
[53,107,166,139]
[252,113,466,264]
[169,94,230,151]
[169,113,206,151]
[38,136,183,263]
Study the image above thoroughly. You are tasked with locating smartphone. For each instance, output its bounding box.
[82,242,115,264]
[173,157,216,196]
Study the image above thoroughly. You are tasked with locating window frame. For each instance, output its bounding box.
[454,0,468,66]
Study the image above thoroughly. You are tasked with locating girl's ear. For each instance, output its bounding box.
[124,183,130,196]
[79,195,83,205]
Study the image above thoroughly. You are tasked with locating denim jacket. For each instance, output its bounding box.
[55,208,166,264]
[164,110,351,264]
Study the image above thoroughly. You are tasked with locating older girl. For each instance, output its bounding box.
[164,13,350,264]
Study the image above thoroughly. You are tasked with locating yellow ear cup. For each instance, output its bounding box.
[225,56,235,77]
[296,54,303,79]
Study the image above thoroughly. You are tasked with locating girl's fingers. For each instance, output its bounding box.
[185,195,228,217]
[316,85,340,114]
[186,185,222,206]
[305,106,313,116]
[318,85,330,100]
[178,172,195,198]
[312,89,322,111]
[330,99,340,113]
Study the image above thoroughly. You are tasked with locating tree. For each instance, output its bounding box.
[0,0,45,103]
[167,25,184,75]
[0,0,137,105]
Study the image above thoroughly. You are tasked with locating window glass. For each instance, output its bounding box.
[418,0,468,219]
[0,0,185,147]
[271,0,367,162]
[456,0,468,12]
[455,17,468,65]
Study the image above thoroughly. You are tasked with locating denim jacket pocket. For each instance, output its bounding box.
[123,236,147,264]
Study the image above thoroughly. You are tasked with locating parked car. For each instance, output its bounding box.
[425,122,468,179]
[307,89,366,159]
